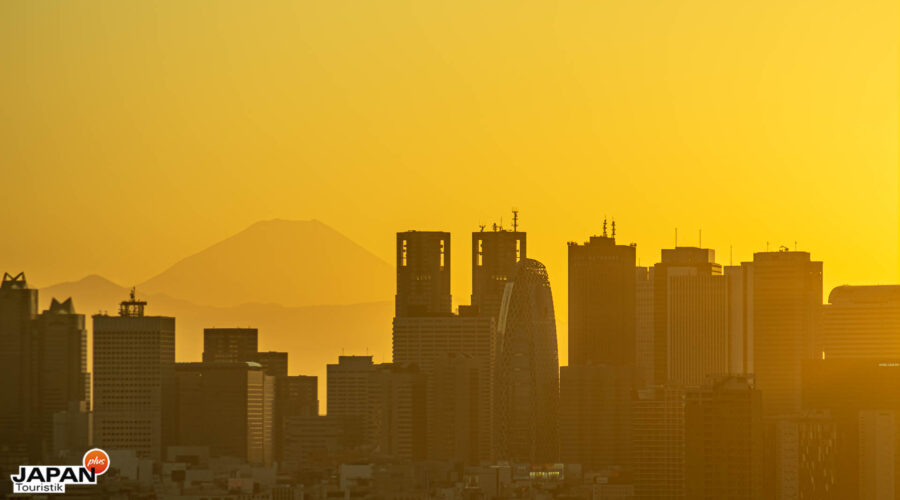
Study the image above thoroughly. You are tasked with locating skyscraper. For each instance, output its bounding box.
[822,285,900,359]
[743,250,822,417]
[632,385,686,500]
[34,298,90,460]
[495,258,559,463]
[395,231,451,317]
[635,267,655,387]
[652,247,722,385]
[369,363,427,461]
[274,374,318,463]
[665,257,729,386]
[0,272,38,465]
[202,327,258,363]
[567,231,636,367]
[684,375,763,500]
[392,310,496,462]
[255,350,288,377]
[472,219,526,320]
[802,358,900,499]
[175,361,274,464]
[559,363,632,470]
[327,355,376,449]
[93,290,175,460]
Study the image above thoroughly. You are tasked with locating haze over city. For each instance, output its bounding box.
[1,1,898,499]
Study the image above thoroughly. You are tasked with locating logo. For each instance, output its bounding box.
[9,448,110,494]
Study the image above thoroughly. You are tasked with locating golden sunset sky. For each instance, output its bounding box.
[1,1,897,365]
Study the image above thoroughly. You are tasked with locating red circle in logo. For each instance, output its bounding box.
[82,448,110,475]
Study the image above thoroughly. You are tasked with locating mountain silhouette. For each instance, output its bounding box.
[41,274,393,413]
[136,219,393,308]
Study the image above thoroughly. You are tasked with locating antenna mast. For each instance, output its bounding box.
[512,209,519,232]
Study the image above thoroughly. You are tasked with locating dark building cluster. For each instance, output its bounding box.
[2,216,900,499]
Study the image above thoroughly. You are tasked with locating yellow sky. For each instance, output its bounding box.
[1,1,897,366]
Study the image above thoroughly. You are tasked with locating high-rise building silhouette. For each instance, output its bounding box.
[93,291,175,460]
[392,309,496,462]
[273,374,318,463]
[471,221,526,320]
[174,361,274,464]
[0,274,90,469]
[742,250,822,417]
[567,232,636,367]
[768,412,837,500]
[665,253,729,386]
[635,267,655,388]
[256,350,288,377]
[327,355,376,448]
[652,247,722,385]
[823,285,900,358]
[369,363,427,461]
[684,375,763,500]
[559,364,632,471]
[495,258,559,463]
[395,231,451,317]
[0,272,38,465]
[802,358,900,500]
[428,352,480,464]
[633,385,685,500]
[202,327,258,363]
[35,298,91,461]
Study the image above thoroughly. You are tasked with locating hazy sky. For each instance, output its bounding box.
[1,1,897,363]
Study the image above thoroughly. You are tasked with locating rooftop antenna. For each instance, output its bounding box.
[479,224,486,232]
[794,241,798,251]
[512,209,519,232]
[766,241,770,251]
[602,217,608,237]
[611,219,616,238]
[499,216,503,231]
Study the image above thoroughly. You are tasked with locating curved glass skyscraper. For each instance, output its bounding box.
[496,258,559,463]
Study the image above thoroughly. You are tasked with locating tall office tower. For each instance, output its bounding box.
[35,298,90,459]
[327,355,377,448]
[651,247,722,385]
[725,265,747,375]
[666,258,729,386]
[768,412,837,500]
[369,363,427,461]
[0,272,39,466]
[93,291,175,460]
[859,410,896,500]
[174,362,274,464]
[255,351,288,377]
[823,285,900,358]
[635,267,655,387]
[632,385,686,500]
[744,250,822,417]
[429,353,480,464]
[567,231,636,367]
[202,327,258,363]
[471,220,526,320]
[559,364,632,471]
[274,375,318,463]
[395,231,451,317]
[684,375,763,500]
[802,358,900,500]
[392,306,496,462]
[495,258,559,463]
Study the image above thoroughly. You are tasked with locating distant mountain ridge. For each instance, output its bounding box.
[137,219,393,307]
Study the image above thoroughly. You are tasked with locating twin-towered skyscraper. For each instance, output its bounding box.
[392,222,559,464]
